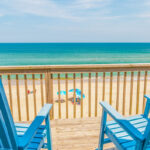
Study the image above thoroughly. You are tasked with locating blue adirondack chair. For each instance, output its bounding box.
[97,96,150,150]
[0,78,53,150]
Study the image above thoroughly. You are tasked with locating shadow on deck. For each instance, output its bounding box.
[51,117,115,150]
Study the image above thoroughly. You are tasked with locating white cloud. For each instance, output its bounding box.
[0,0,113,20]
[138,14,150,18]
[73,0,109,9]
[18,0,75,19]
[133,0,150,19]
[145,1,150,6]
[1,0,150,22]
[0,0,79,20]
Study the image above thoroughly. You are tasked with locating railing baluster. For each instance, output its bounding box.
[109,72,113,105]
[81,73,83,118]
[136,71,140,114]
[102,72,105,101]
[116,72,120,111]
[58,73,61,119]
[24,74,29,121]
[65,73,68,119]
[32,74,37,116]
[143,71,148,113]
[95,72,98,117]
[122,72,127,115]
[16,74,21,121]
[45,73,48,103]
[129,72,134,115]
[40,74,44,106]
[73,73,76,118]
[88,73,91,117]
[8,75,13,115]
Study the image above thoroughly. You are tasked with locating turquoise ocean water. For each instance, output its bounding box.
[0,43,150,79]
[0,43,150,66]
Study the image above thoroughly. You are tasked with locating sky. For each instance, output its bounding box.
[0,0,150,43]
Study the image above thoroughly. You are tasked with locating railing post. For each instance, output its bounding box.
[45,71,53,119]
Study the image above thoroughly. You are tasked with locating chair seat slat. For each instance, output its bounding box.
[106,115,150,149]
[16,123,47,149]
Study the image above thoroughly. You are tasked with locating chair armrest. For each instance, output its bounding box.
[144,95,150,100]
[18,104,52,149]
[37,104,52,117]
[100,102,144,141]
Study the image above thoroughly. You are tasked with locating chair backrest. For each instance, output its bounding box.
[143,97,150,149]
[0,78,18,149]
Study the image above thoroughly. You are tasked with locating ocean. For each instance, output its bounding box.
[0,43,150,66]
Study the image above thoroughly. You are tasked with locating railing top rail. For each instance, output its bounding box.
[0,63,150,74]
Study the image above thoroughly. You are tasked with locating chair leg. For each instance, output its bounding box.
[136,141,143,150]
[45,114,52,150]
[98,109,107,150]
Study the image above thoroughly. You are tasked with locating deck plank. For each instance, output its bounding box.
[50,117,115,150]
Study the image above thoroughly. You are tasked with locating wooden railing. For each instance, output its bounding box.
[0,63,150,121]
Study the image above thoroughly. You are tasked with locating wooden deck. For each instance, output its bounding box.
[50,117,115,150]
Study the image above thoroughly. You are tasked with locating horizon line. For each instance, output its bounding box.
[0,42,150,44]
